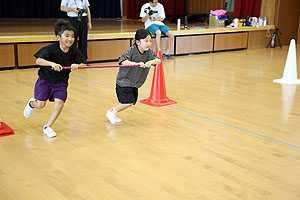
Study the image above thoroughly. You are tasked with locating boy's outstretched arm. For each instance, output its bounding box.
[121,60,146,68]
[36,58,62,71]
[70,63,86,71]
[145,58,161,68]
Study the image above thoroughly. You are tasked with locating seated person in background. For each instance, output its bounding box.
[140,0,174,60]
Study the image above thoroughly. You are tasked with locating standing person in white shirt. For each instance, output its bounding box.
[60,0,92,60]
[140,0,174,60]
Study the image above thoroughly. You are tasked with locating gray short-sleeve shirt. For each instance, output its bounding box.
[117,45,159,88]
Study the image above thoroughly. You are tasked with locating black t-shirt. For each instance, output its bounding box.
[34,42,86,83]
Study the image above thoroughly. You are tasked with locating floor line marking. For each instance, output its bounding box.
[167,105,300,150]
[77,77,300,150]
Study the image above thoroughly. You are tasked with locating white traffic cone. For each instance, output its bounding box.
[273,39,300,84]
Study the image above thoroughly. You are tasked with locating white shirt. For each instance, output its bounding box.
[140,3,165,29]
[61,0,90,17]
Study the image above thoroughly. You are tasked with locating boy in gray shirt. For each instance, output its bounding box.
[106,29,161,124]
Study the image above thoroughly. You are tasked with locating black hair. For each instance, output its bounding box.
[54,19,76,36]
[134,29,151,43]
[149,0,154,2]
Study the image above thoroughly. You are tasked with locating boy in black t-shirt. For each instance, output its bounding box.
[23,19,86,138]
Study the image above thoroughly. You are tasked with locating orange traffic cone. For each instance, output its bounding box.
[140,50,177,107]
[0,121,14,137]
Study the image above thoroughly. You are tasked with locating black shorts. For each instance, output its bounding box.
[116,84,138,105]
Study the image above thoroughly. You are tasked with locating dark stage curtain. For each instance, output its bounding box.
[0,0,121,18]
[234,0,261,19]
[127,0,184,19]
[89,0,121,18]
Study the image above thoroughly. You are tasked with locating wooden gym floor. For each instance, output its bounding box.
[0,43,300,199]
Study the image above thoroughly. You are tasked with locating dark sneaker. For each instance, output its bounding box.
[165,54,174,60]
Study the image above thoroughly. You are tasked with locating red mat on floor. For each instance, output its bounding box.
[0,122,14,137]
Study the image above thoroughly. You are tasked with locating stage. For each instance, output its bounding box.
[0,18,274,68]
[0,18,145,36]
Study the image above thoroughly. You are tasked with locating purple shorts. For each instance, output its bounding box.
[34,78,68,102]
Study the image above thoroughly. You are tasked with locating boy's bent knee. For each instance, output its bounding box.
[54,99,65,109]
[35,101,46,109]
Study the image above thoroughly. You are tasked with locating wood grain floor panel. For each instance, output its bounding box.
[0,45,300,200]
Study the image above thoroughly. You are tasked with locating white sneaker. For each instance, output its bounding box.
[106,110,117,124]
[24,98,35,118]
[106,110,122,124]
[43,126,57,138]
[114,116,122,123]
